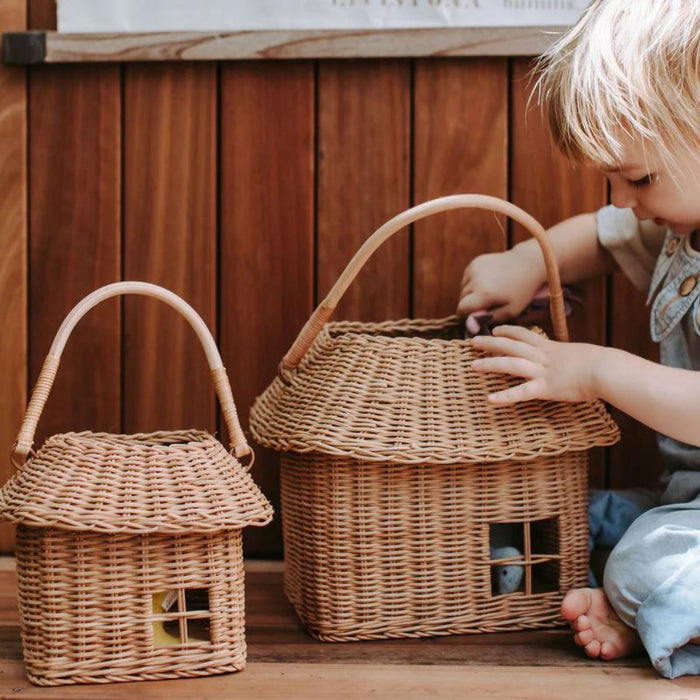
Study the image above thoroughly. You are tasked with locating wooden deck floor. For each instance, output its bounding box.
[0,558,698,699]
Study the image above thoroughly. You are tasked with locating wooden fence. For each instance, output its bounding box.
[0,0,660,555]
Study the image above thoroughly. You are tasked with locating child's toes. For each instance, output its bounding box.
[599,641,618,660]
[584,639,601,658]
[571,614,590,632]
[574,629,594,647]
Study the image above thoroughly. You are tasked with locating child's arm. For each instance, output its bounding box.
[471,327,700,448]
[458,212,618,321]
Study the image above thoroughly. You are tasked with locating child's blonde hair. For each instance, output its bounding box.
[534,0,700,168]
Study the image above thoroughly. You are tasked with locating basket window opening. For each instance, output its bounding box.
[151,588,211,647]
[489,518,561,597]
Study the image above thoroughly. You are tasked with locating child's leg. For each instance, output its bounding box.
[563,472,700,677]
[603,492,700,679]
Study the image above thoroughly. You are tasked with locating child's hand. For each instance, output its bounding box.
[470,325,603,404]
[457,247,545,322]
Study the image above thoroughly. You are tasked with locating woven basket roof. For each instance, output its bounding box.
[250,317,620,465]
[0,430,273,534]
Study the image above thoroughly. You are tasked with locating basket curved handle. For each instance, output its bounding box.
[281,194,568,371]
[11,281,252,468]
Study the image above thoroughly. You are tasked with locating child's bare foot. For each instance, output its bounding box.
[561,588,643,660]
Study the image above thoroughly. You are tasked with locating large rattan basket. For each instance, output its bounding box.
[0,282,273,685]
[250,194,620,642]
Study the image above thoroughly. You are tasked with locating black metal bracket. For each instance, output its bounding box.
[3,31,47,65]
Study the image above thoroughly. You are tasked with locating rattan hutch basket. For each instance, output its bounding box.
[250,194,620,642]
[0,282,273,685]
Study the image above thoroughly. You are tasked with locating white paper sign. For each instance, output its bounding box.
[58,0,589,33]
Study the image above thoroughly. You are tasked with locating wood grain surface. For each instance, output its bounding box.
[0,0,26,552]
[22,27,567,64]
[317,59,411,321]
[27,2,121,458]
[0,559,697,698]
[413,57,508,318]
[123,63,217,434]
[219,62,315,555]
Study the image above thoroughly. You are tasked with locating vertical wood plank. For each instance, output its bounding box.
[28,1,121,454]
[123,64,217,434]
[608,279,661,488]
[317,60,411,321]
[510,58,608,487]
[27,0,53,28]
[220,62,315,556]
[0,0,26,552]
[413,58,508,318]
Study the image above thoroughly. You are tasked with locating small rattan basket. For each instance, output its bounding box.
[0,282,273,685]
[250,194,620,641]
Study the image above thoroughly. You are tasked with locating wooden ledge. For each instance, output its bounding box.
[2,27,565,64]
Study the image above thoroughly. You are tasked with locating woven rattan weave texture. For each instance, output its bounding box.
[280,450,588,640]
[16,527,248,685]
[253,317,619,464]
[1,430,272,533]
[0,283,273,685]
[250,195,620,641]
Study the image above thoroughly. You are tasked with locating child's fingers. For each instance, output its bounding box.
[457,291,490,317]
[471,335,543,364]
[487,306,518,323]
[491,324,545,345]
[471,356,538,380]
[485,379,543,405]
[458,281,472,301]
